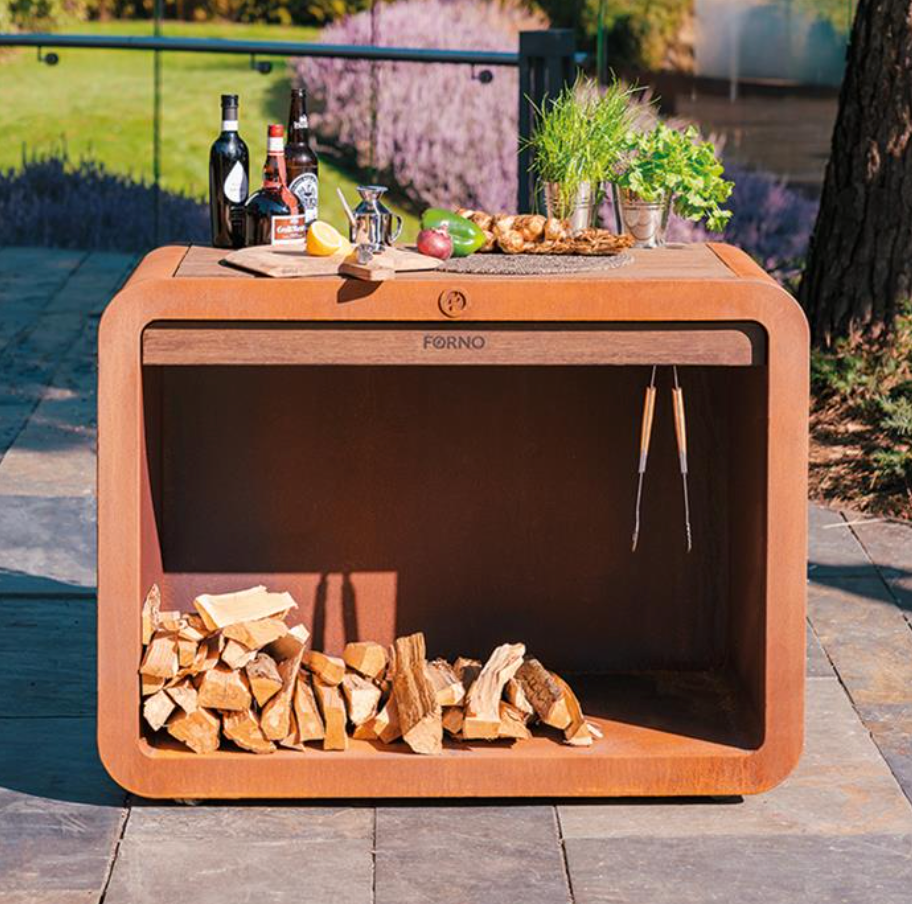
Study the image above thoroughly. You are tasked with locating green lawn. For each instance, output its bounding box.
[0,20,418,237]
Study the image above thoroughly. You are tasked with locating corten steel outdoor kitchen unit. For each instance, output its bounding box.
[97,242,808,799]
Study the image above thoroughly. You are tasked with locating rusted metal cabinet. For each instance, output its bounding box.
[98,243,808,799]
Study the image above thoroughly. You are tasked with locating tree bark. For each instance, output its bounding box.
[799,0,912,345]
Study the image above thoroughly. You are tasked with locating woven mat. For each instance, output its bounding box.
[440,251,634,276]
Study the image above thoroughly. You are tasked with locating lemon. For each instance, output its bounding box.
[306,220,350,257]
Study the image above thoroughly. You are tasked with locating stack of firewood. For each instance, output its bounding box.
[139,585,597,755]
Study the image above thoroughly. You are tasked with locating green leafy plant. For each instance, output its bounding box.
[524,75,638,220]
[614,123,734,233]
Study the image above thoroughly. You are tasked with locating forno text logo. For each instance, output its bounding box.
[422,334,487,350]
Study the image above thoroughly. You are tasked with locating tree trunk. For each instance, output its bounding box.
[799,0,912,346]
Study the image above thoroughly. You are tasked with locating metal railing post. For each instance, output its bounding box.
[517,29,577,213]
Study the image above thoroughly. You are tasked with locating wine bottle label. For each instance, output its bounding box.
[223,161,248,204]
[222,119,238,132]
[271,213,307,245]
[289,172,319,224]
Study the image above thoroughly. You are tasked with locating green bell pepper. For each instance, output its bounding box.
[420,208,485,257]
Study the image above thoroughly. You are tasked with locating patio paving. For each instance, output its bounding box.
[1,247,911,903]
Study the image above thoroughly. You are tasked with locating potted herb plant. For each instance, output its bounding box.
[525,76,636,233]
[612,123,733,248]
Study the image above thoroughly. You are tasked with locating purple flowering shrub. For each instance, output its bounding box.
[0,152,208,252]
[294,0,545,212]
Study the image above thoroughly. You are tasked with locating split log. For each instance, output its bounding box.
[373,696,402,744]
[189,635,221,675]
[194,585,296,631]
[139,631,178,679]
[223,709,276,754]
[260,645,307,741]
[390,633,441,755]
[343,641,388,680]
[442,706,464,736]
[498,701,532,740]
[246,652,283,707]
[177,637,198,669]
[268,623,311,662]
[426,659,465,706]
[196,664,252,712]
[314,679,348,751]
[221,638,258,671]
[143,689,175,731]
[551,674,592,746]
[279,711,306,751]
[141,584,161,645]
[515,658,570,729]
[141,674,166,696]
[293,671,325,742]
[223,617,288,651]
[166,678,198,715]
[342,672,382,726]
[157,611,184,632]
[177,614,208,642]
[505,677,535,719]
[302,650,346,686]
[454,656,482,691]
[167,706,220,754]
[463,643,525,740]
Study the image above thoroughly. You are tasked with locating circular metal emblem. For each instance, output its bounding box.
[439,289,468,318]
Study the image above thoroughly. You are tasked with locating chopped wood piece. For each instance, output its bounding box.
[505,678,535,718]
[196,664,252,712]
[139,631,178,679]
[177,614,208,642]
[166,679,198,714]
[167,706,220,754]
[352,721,377,740]
[516,658,571,729]
[499,701,532,740]
[193,585,296,631]
[223,617,288,651]
[278,710,306,751]
[293,671,325,742]
[551,673,592,747]
[442,706,464,736]
[343,641,388,680]
[141,674,166,696]
[189,635,220,675]
[177,637,198,669]
[157,610,184,632]
[463,643,525,740]
[426,659,465,707]
[314,679,348,751]
[342,672,382,726]
[454,656,482,691]
[389,633,441,755]
[372,696,402,744]
[141,584,161,645]
[260,645,307,741]
[143,689,175,731]
[302,650,346,686]
[268,623,311,662]
[246,652,283,707]
[223,709,276,754]
[221,638,258,670]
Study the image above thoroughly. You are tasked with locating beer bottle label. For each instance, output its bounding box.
[270,213,307,245]
[289,172,319,224]
[224,161,248,204]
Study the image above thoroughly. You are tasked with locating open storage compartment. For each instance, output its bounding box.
[97,244,807,798]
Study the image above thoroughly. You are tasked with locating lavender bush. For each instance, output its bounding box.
[0,152,208,252]
[295,0,545,212]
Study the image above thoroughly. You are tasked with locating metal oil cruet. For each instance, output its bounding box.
[348,185,403,253]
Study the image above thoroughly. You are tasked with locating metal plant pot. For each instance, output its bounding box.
[544,181,598,234]
[614,186,673,249]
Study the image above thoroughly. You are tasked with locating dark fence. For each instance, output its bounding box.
[0,28,582,229]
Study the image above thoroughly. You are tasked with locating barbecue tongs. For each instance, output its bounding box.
[631,365,692,553]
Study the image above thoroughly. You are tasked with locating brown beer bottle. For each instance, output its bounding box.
[244,124,306,247]
[285,87,319,225]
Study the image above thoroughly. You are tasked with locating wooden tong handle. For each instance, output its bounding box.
[638,386,657,471]
[672,386,688,471]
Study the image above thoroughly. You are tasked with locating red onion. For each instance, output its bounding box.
[416,224,453,260]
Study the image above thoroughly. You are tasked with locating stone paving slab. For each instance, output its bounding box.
[846,517,912,613]
[563,833,912,904]
[807,504,875,577]
[559,677,912,839]
[375,806,571,904]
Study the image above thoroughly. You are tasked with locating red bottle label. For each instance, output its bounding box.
[270,213,307,245]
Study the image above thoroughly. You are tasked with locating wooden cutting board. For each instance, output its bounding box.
[223,242,442,281]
